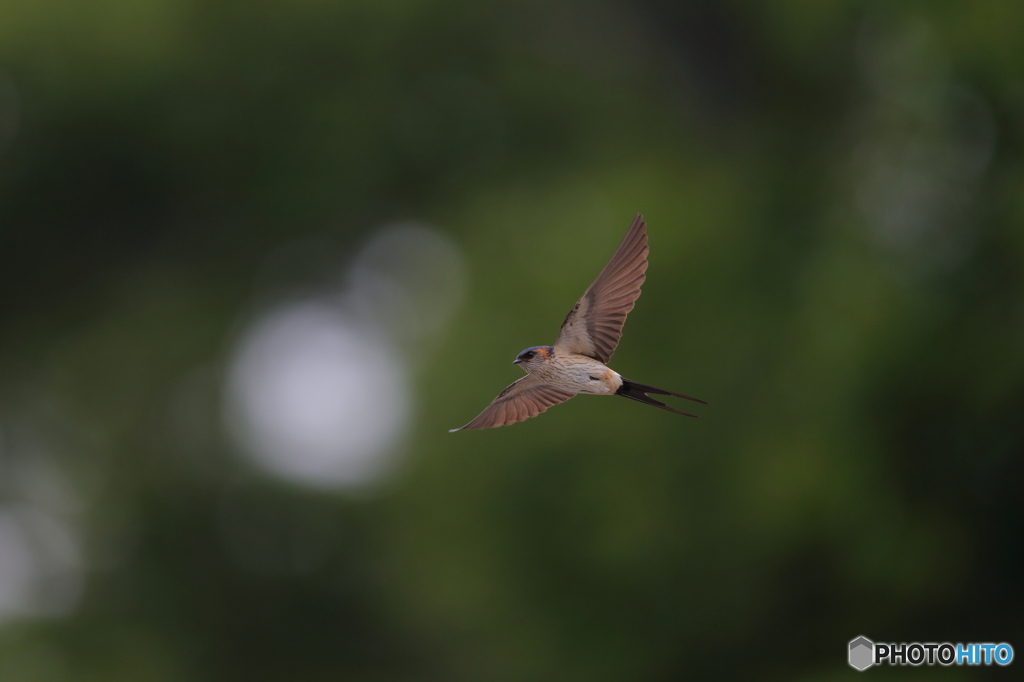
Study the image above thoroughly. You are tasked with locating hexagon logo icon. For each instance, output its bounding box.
[849,636,874,671]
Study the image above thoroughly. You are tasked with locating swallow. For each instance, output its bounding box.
[450,213,706,431]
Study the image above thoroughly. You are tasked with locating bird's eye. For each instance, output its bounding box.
[524,352,534,360]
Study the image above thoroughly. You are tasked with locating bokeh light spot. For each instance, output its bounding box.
[224,303,408,489]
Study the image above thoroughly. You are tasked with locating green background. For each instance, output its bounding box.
[0,1,1020,680]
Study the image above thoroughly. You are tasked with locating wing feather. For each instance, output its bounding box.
[449,375,575,431]
[554,213,649,363]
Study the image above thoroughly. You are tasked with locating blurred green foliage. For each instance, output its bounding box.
[0,1,1021,681]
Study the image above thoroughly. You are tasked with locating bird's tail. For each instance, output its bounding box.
[615,378,706,418]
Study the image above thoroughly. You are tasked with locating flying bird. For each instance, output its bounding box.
[450,213,705,431]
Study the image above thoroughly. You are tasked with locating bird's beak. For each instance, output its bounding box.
[512,358,521,364]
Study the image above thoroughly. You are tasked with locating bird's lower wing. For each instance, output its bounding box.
[450,375,575,431]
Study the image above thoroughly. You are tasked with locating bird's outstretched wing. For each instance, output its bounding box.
[554,213,648,363]
[449,375,575,431]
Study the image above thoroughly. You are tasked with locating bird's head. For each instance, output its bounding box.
[513,346,551,369]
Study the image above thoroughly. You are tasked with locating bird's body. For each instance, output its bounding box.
[450,213,705,431]
[516,346,622,395]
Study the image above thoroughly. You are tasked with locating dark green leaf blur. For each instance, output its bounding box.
[0,1,1021,680]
